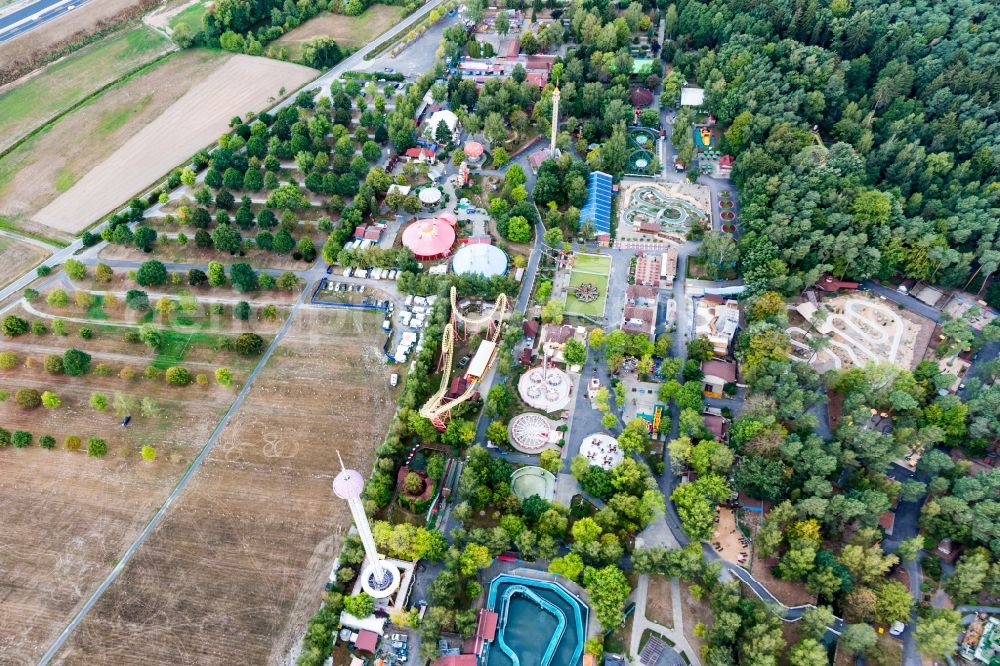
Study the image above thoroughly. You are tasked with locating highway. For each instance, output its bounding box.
[0,0,91,43]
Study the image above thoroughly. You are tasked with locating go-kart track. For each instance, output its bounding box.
[788,296,918,370]
[620,183,704,235]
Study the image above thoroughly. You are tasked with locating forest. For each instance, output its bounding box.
[668,0,998,297]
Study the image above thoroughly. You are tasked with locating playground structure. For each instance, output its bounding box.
[508,413,562,453]
[618,182,708,240]
[787,294,925,372]
[579,433,623,470]
[419,287,510,429]
[626,126,659,176]
[510,466,556,501]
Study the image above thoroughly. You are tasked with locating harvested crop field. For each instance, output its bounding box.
[0,319,263,663]
[0,234,48,288]
[54,309,397,665]
[274,4,404,57]
[21,51,316,233]
[0,26,171,152]
[0,48,226,239]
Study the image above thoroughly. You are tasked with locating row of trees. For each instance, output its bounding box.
[0,428,108,456]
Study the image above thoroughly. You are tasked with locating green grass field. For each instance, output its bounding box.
[169,0,209,34]
[565,253,611,318]
[0,27,170,151]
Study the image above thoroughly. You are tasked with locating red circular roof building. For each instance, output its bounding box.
[402,217,456,260]
[631,86,654,107]
[464,141,485,166]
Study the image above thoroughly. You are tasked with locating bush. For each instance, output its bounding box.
[126,290,149,310]
[165,366,192,386]
[120,366,137,380]
[12,430,32,448]
[46,289,69,306]
[64,435,82,451]
[80,327,93,339]
[23,288,39,301]
[215,367,233,386]
[2,315,29,337]
[90,392,109,411]
[87,437,108,457]
[195,373,209,385]
[37,265,51,277]
[63,348,92,376]
[44,355,64,374]
[14,388,41,409]
[124,330,141,344]
[136,260,168,286]
[64,258,87,280]
[31,320,48,335]
[233,332,264,355]
[41,391,60,408]
[0,351,17,368]
[141,445,157,461]
[0,428,9,447]
[39,435,56,449]
[343,593,375,618]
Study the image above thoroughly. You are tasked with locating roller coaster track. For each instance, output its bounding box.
[418,287,510,427]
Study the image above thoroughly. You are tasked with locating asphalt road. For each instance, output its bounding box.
[860,280,942,323]
[0,0,90,43]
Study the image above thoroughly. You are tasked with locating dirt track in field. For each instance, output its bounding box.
[32,54,316,234]
[53,309,397,665]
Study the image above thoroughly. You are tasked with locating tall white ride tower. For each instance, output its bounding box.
[333,453,400,599]
[549,86,560,157]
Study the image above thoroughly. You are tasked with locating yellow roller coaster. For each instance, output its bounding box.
[419,287,510,429]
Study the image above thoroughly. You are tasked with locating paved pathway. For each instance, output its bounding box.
[628,574,700,666]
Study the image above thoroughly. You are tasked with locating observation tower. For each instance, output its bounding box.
[333,453,400,599]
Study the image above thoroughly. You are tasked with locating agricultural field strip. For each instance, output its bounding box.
[36,285,308,665]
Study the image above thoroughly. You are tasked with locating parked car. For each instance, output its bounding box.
[889,621,906,636]
[390,373,399,387]
[121,415,132,427]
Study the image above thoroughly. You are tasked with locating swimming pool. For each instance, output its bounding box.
[484,574,589,666]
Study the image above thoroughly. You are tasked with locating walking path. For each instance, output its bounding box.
[628,574,700,666]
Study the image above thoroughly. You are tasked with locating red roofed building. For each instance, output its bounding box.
[815,274,860,292]
[523,319,540,339]
[404,147,436,163]
[524,55,555,69]
[354,629,379,654]
[622,305,655,339]
[878,510,896,535]
[718,154,734,175]
[506,39,519,57]
[432,656,477,666]
[472,609,499,655]
[703,411,730,441]
[633,252,661,287]
[525,71,548,87]
[702,359,737,397]
[364,227,382,241]
[353,224,367,239]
